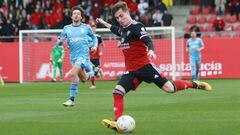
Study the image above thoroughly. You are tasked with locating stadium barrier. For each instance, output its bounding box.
[0,37,240,82]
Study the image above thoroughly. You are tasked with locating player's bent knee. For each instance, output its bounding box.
[113,85,126,96]
[162,81,175,93]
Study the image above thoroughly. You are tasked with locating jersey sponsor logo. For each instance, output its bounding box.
[118,42,130,50]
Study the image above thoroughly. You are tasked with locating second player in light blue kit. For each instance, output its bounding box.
[58,6,98,107]
[186,31,204,80]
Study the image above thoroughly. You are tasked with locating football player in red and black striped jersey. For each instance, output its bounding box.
[97,1,212,132]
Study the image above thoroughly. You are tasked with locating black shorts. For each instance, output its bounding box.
[90,59,100,67]
[117,64,168,93]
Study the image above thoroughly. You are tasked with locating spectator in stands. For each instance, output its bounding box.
[101,3,111,21]
[44,0,53,12]
[137,0,149,21]
[0,2,8,16]
[143,12,152,26]
[227,1,236,16]
[63,10,72,26]
[87,15,96,26]
[210,0,215,11]
[212,15,225,31]
[53,0,64,13]
[0,19,15,42]
[215,0,227,15]
[29,8,42,30]
[53,8,63,29]
[152,9,163,26]
[200,0,209,11]
[129,0,139,17]
[134,14,141,22]
[25,0,35,16]
[85,0,93,17]
[8,4,16,19]
[16,5,26,19]
[161,10,173,26]
[91,2,101,18]
[44,10,55,29]
[235,2,240,20]
[8,0,24,9]
[16,14,27,34]
[104,0,117,6]
[155,0,167,13]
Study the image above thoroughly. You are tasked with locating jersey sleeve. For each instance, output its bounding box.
[87,26,98,47]
[133,23,154,50]
[57,27,67,46]
[110,25,121,36]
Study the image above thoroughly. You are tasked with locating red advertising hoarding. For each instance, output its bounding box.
[0,38,240,82]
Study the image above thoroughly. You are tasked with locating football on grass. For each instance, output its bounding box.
[116,115,136,133]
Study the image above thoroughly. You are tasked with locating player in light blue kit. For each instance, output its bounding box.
[58,6,98,107]
[186,31,204,80]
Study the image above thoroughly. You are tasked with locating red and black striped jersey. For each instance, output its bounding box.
[110,20,154,72]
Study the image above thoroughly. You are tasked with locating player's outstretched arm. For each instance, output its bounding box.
[96,18,112,29]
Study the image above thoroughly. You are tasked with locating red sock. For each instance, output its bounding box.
[173,80,193,91]
[90,77,95,85]
[113,94,124,121]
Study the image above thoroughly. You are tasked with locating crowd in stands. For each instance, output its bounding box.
[0,0,174,42]
[186,0,240,38]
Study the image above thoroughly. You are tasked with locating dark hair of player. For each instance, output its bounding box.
[71,6,85,19]
[112,1,129,15]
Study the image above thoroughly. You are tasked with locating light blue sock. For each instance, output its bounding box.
[69,83,78,101]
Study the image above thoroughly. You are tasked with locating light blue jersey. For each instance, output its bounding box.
[187,38,204,59]
[187,37,204,80]
[58,23,98,65]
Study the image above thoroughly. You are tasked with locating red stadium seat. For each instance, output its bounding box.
[234,25,240,31]
[184,25,192,32]
[187,16,197,24]
[198,16,207,24]
[198,25,204,32]
[221,15,227,21]
[207,15,216,23]
[211,8,217,14]
[227,16,237,23]
[225,25,234,31]
[205,25,213,32]
[191,7,200,15]
[201,8,211,15]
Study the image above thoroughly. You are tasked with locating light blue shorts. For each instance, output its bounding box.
[73,57,92,72]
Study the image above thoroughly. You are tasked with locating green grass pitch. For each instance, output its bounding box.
[0,79,240,135]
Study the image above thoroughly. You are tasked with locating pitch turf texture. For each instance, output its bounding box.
[0,79,239,135]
